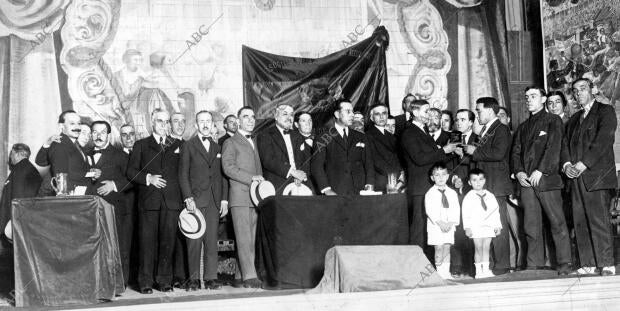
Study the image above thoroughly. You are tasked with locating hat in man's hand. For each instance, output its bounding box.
[178,208,206,239]
[250,180,276,206]
[4,220,12,243]
[282,182,313,196]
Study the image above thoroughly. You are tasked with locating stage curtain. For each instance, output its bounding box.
[0,1,68,190]
[456,0,510,111]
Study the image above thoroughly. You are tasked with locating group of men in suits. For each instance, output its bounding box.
[1,75,616,295]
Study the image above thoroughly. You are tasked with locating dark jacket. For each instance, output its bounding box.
[256,125,312,194]
[511,110,564,191]
[311,126,374,195]
[179,135,227,208]
[401,123,451,196]
[88,145,133,214]
[472,119,513,196]
[0,159,42,235]
[561,101,618,191]
[366,125,402,192]
[35,133,91,191]
[126,135,183,210]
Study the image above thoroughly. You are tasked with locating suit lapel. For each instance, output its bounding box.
[269,127,288,155]
[192,136,211,164]
[331,127,347,151]
[148,135,162,152]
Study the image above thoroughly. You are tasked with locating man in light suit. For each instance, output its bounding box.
[222,106,264,288]
[126,108,183,294]
[311,99,374,195]
[464,97,513,275]
[89,120,134,285]
[257,104,311,194]
[561,78,617,276]
[511,87,571,275]
[179,111,229,290]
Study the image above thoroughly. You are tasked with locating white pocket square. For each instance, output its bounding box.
[216,153,221,158]
[174,147,180,153]
[300,144,305,151]
[356,142,365,148]
[539,131,547,136]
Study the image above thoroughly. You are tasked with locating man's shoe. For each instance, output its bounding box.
[173,280,185,289]
[573,266,597,275]
[600,266,616,276]
[159,284,173,292]
[557,263,571,276]
[231,278,244,288]
[492,268,510,276]
[140,287,153,294]
[243,278,262,288]
[205,279,222,290]
[187,279,200,291]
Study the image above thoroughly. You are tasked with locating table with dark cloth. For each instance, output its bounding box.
[11,196,124,307]
[256,194,408,289]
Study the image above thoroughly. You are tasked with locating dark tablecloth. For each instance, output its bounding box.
[11,196,124,307]
[256,194,408,289]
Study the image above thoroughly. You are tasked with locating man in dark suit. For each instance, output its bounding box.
[89,120,134,285]
[179,111,229,290]
[222,106,264,288]
[169,112,189,289]
[257,104,312,194]
[119,124,139,286]
[311,100,375,195]
[561,78,617,276]
[394,94,416,137]
[218,114,238,146]
[35,110,93,193]
[127,108,183,294]
[0,144,42,243]
[428,108,450,147]
[366,104,403,192]
[464,97,513,275]
[511,87,571,275]
[451,108,478,277]
[400,99,457,247]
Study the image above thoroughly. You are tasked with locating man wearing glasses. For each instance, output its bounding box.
[127,108,184,293]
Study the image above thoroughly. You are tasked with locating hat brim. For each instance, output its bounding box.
[282,182,313,196]
[178,208,206,239]
[250,180,276,206]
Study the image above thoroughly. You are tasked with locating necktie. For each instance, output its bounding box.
[282,129,291,135]
[480,125,487,137]
[477,193,487,211]
[342,129,349,146]
[92,149,102,155]
[159,137,165,150]
[201,136,209,141]
[423,125,430,135]
[438,189,449,209]
[244,134,252,139]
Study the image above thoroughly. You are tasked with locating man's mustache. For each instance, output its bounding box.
[95,139,104,142]
[72,129,81,133]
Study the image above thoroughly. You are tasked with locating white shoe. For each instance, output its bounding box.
[601,266,616,276]
[574,266,597,275]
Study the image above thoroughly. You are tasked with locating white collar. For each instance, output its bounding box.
[237,129,252,138]
[411,120,425,132]
[374,124,385,134]
[275,124,291,136]
[171,134,183,140]
[334,122,349,136]
[152,133,164,143]
[226,131,235,137]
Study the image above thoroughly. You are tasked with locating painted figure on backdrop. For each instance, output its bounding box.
[115,49,146,136]
[133,52,181,139]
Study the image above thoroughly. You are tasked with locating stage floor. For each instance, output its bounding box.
[1,267,619,310]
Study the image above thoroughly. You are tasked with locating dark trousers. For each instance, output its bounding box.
[491,196,511,270]
[408,195,426,247]
[521,188,571,266]
[138,207,181,288]
[115,209,134,285]
[451,212,474,275]
[187,206,220,280]
[571,178,614,267]
[173,231,188,283]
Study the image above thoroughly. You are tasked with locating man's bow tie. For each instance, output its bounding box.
[93,149,103,155]
[282,129,291,135]
[244,134,252,139]
[201,136,209,141]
